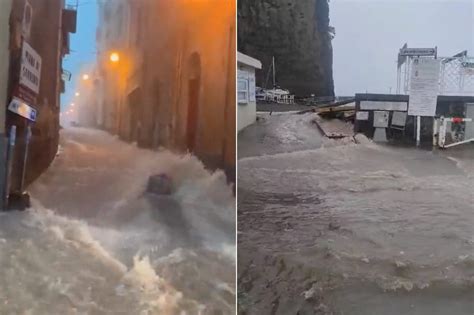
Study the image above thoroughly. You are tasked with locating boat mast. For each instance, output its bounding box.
[272,56,276,90]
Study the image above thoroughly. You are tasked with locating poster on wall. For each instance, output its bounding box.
[22,1,33,40]
[408,58,441,117]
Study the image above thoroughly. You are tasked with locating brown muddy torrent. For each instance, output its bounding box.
[238,113,474,315]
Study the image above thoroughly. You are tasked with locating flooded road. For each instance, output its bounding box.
[1,128,235,314]
[238,113,474,314]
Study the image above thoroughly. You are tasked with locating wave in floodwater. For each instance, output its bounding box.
[0,207,198,314]
[1,128,235,314]
[238,136,474,314]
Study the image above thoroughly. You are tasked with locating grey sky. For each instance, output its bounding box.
[330,0,474,95]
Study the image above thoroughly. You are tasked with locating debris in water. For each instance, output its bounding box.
[147,173,173,195]
[328,222,340,231]
[314,303,329,313]
[395,260,408,268]
[303,283,322,301]
[458,255,469,261]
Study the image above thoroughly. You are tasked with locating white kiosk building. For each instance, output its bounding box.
[237,52,262,131]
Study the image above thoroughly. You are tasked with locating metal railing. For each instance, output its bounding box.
[398,54,474,96]
[439,56,474,96]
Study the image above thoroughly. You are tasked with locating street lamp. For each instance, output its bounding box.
[75,92,80,97]
[110,52,120,63]
[82,74,90,80]
[70,103,75,107]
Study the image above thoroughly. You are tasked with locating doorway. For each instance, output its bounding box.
[127,87,142,143]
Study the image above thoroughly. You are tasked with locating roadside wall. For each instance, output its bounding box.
[7,0,63,190]
[0,0,12,133]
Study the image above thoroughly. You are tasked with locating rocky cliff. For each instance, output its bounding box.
[238,0,334,97]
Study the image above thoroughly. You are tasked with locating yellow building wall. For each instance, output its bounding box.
[97,0,236,178]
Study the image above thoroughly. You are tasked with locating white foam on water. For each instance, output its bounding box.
[0,202,205,314]
[120,255,193,314]
[27,201,127,274]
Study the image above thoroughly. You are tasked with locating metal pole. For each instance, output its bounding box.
[416,115,421,146]
[405,58,411,94]
[19,124,31,192]
[397,65,401,94]
[4,126,16,209]
[439,117,447,148]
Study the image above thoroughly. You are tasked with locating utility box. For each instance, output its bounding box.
[373,111,389,128]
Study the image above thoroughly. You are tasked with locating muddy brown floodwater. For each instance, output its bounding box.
[238,113,474,315]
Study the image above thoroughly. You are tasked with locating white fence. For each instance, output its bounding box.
[436,117,474,148]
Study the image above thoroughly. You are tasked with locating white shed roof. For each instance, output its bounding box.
[237,52,262,69]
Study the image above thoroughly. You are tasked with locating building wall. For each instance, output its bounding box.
[96,0,128,135]
[0,0,13,133]
[7,0,64,190]
[237,64,257,131]
[96,0,236,179]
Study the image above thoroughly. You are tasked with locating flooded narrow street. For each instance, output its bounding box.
[238,112,474,314]
[0,128,235,314]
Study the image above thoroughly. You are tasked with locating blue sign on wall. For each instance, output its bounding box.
[8,97,37,122]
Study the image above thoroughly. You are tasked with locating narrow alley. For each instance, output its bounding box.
[0,0,236,312]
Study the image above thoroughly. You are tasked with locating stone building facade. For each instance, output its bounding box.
[96,0,236,180]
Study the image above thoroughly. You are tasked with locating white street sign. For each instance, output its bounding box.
[19,41,42,94]
[400,48,436,57]
[408,58,441,117]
